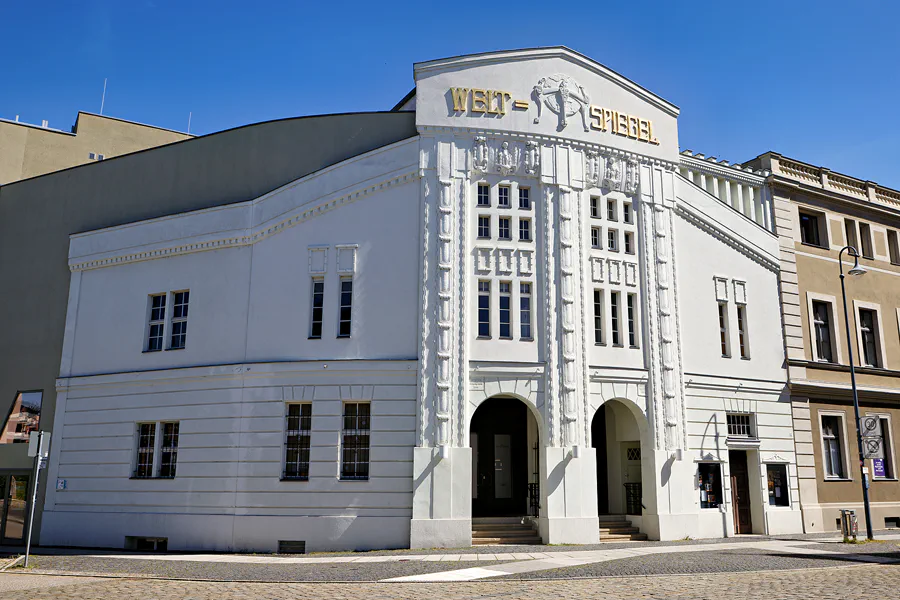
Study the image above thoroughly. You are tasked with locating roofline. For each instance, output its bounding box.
[391,88,416,112]
[412,46,679,117]
[0,117,74,136]
[74,111,194,137]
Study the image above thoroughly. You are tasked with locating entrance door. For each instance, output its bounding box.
[471,398,527,516]
[728,450,752,534]
[623,443,642,515]
[0,473,30,544]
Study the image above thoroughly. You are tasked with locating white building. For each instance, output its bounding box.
[41,48,803,552]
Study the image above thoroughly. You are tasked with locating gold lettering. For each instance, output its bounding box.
[638,119,650,142]
[628,116,639,139]
[603,109,614,133]
[487,90,499,115]
[471,89,488,113]
[617,112,629,137]
[590,105,605,131]
[648,120,659,145]
[450,88,470,113]
[500,92,511,115]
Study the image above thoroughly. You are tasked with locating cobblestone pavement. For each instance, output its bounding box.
[0,563,898,599]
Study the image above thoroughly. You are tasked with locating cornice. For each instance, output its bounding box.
[679,154,767,187]
[69,169,419,272]
[769,175,900,220]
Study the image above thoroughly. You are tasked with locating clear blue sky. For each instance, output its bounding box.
[3,1,898,187]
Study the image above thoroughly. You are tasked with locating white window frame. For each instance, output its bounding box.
[145,293,167,352]
[607,228,619,252]
[718,301,731,358]
[591,226,601,249]
[477,280,491,339]
[519,217,532,242]
[498,281,512,340]
[764,462,791,508]
[590,196,600,219]
[853,300,886,369]
[518,186,531,210]
[607,198,617,221]
[610,291,622,347]
[519,282,532,341]
[626,292,640,348]
[169,290,189,350]
[623,201,633,224]
[866,412,897,481]
[497,184,511,208]
[624,231,635,254]
[133,421,180,479]
[819,410,852,481]
[337,277,353,338]
[806,292,843,364]
[477,215,491,239]
[283,402,312,481]
[477,183,490,207]
[593,288,605,345]
[498,216,511,240]
[736,302,750,359]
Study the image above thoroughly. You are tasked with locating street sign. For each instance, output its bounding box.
[27,431,51,458]
[861,417,884,459]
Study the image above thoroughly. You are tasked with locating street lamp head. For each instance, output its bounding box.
[849,256,867,277]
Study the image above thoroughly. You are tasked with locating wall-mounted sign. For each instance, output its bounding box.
[873,458,886,478]
[449,73,660,145]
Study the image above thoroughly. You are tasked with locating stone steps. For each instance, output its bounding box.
[472,517,541,545]
[598,515,647,542]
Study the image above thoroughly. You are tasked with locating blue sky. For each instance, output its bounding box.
[3,1,898,187]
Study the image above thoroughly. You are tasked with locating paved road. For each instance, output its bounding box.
[0,564,898,599]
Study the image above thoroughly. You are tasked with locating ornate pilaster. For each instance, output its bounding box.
[556,185,583,447]
[542,183,559,447]
[435,178,455,448]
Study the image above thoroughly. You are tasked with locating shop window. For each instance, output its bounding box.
[699,463,723,508]
[767,464,790,506]
[0,391,42,444]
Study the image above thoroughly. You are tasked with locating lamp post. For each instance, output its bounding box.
[838,245,873,540]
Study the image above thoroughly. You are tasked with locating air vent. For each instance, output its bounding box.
[278,540,306,554]
[125,536,168,552]
[885,517,900,529]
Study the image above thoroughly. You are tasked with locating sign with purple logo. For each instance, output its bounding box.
[873,458,886,478]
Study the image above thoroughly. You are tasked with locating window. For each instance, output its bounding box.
[498,217,511,240]
[590,196,600,219]
[858,308,880,367]
[821,414,846,478]
[888,230,900,265]
[499,282,512,339]
[520,283,532,340]
[519,218,532,242]
[88,152,95,160]
[134,423,156,479]
[607,229,618,252]
[736,304,749,359]
[799,211,823,247]
[341,403,370,480]
[97,154,105,161]
[309,278,324,339]
[158,422,179,478]
[627,293,638,347]
[845,219,859,251]
[718,302,730,357]
[498,185,511,208]
[607,199,617,221]
[591,227,601,249]
[870,415,895,480]
[859,222,874,259]
[478,281,490,338]
[610,291,621,346]
[727,413,754,438]
[0,392,42,444]
[812,300,835,362]
[284,404,312,480]
[518,187,531,210]
[623,201,633,224]
[593,289,605,345]
[478,215,491,239]
[624,231,634,254]
[170,291,189,350]
[699,463,723,508]
[147,294,166,352]
[477,183,490,207]
[338,278,353,338]
[766,464,790,506]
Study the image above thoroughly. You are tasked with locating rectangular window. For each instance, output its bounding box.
[859,222,874,259]
[821,414,845,478]
[623,201,633,224]
[477,183,490,206]
[888,230,900,265]
[591,226,601,249]
[727,413,754,438]
[338,278,353,338]
[519,218,532,242]
[478,281,490,338]
[0,392,42,444]
[699,463,723,508]
[341,402,370,480]
[309,278,324,339]
[169,291,189,350]
[607,199,617,221]
[858,308,880,367]
[624,231,634,254]
[498,185,511,208]
[607,229,618,252]
[736,304,749,359]
[478,215,491,239]
[718,302,730,357]
[520,283,532,340]
[147,294,166,352]
[158,422,179,478]
[499,282,512,339]
[812,300,834,362]
[845,219,859,251]
[593,289,605,345]
[134,423,156,479]
[284,403,312,480]
[518,187,531,210]
[799,211,822,246]
[88,152,96,160]
[498,217,511,240]
[627,293,638,347]
[610,291,621,346]
[766,464,790,506]
[590,197,600,219]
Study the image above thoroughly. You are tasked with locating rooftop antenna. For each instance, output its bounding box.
[99,78,108,115]
[187,111,192,134]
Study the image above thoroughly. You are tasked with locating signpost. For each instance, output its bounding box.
[24,431,50,568]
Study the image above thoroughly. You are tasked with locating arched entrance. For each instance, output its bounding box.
[591,400,645,517]
[470,397,537,517]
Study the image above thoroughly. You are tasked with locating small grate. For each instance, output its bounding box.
[278,540,306,554]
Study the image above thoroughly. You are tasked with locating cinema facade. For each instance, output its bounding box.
[40,48,804,552]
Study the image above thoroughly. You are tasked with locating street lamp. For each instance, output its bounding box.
[838,245,873,540]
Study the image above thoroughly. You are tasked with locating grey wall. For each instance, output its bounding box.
[0,110,417,543]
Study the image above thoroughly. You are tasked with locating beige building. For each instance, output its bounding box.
[747,152,900,533]
[0,111,192,184]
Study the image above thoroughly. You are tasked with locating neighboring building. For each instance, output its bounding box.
[744,152,900,533]
[39,47,803,553]
[0,111,192,184]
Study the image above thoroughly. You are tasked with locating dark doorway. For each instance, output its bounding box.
[729,450,753,534]
[0,473,30,545]
[471,397,528,517]
[591,406,609,515]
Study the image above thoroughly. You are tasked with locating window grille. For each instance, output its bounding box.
[727,414,753,438]
[134,423,155,478]
[341,403,370,480]
[284,404,311,480]
[158,422,179,478]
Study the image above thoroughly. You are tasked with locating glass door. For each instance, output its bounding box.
[0,473,30,544]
